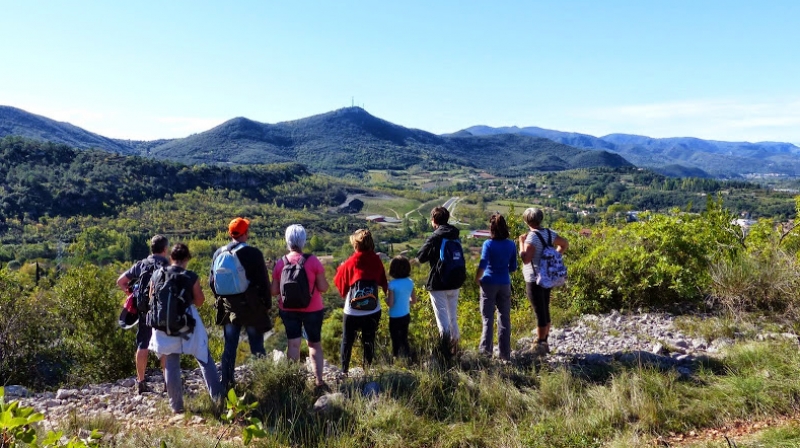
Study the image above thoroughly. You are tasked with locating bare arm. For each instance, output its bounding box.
[314,267,329,293]
[410,287,417,304]
[386,288,395,308]
[554,235,569,254]
[117,273,131,292]
[519,234,535,264]
[270,274,280,297]
[193,280,205,307]
[475,267,485,284]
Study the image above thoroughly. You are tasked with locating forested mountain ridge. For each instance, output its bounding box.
[0,137,348,223]
[463,125,800,178]
[0,106,139,155]
[0,106,631,176]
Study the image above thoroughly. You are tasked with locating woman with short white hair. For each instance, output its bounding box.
[271,224,330,390]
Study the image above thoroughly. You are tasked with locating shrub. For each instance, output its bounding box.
[55,264,135,383]
[0,271,67,388]
[709,248,800,316]
[562,208,739,314]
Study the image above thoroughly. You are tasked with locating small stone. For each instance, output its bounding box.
[313,393,344,413]
[3,385,29,398]
[121,378,136,388]
[168,414,184,424]
[652,343,667,355]
[674,340,689,349]
[272,350,286,363]
[56,389,79,400]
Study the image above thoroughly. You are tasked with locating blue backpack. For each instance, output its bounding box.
[436,238,466,290]
[212,243,250,296]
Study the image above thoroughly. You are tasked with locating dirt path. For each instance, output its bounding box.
[386,207,400,219]
[662,413,799,446]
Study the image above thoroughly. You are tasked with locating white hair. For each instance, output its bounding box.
[285,224,307,251]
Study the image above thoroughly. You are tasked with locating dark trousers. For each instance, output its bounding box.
[341,311,382,373]
[526,281,552,328]
[389,314,411,358]
[479,283,512,359]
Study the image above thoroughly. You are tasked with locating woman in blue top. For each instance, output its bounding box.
[475,213,518,360]
[387,255,417,358]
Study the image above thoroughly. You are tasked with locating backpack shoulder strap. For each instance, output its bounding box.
[439,238,450,260]
[547,229,553,246]
[142,257,158,272]
[298,253,312,267]
[533,230,548,248]
[301,254,315,295]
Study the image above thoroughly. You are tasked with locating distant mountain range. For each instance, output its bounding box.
[0,106,631,176]
[462,125,800,178]
[4,104,798,178]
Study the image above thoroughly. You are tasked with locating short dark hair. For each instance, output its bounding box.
[490,213,510,240]
[170,243,191,262]
[431,207,450,225]
[150,235,169,254]
[389,255,411,279]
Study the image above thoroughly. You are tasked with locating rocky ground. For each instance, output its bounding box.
[6,311,799,444]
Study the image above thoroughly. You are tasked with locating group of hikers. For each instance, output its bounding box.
[116,206,568,414]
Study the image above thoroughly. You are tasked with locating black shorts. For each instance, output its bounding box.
[279,309,324,343]
[136,317,152,350]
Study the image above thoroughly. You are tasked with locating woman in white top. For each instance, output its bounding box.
[518,208,568,355]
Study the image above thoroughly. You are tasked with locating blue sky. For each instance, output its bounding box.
[1,1,798,143]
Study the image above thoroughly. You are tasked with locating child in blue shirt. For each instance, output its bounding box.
[387,255,417,359]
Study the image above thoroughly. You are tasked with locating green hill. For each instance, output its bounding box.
[0,106,633,176]
[0,137,347,222]
[147,107,632,175]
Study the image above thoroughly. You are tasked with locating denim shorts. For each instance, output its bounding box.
[279,309,324,342]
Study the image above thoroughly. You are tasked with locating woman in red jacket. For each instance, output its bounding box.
[334,229,388,374]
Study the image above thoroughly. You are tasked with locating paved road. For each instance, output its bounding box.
[405,197,461,221]
[442,197,459,210]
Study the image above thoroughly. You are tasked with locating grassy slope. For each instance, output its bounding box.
[55,335,800,448]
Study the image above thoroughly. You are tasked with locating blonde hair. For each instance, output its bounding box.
[522,207,544,228]
[350,229,374,252]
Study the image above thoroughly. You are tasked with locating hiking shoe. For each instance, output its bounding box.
[314,382,332,396]
[534,341,550,356]
[539,341,550,355]
[137,380,150,395]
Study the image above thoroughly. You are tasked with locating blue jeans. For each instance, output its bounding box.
[164,349,222,413]
[220,324,266,391]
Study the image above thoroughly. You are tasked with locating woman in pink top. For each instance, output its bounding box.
[271,224,329,389]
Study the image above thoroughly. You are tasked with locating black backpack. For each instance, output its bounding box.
[436,238,467,290]
[132,257,166,313]
[146,266,195,336]
[349,279,379,311]
[280,254,315,309]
